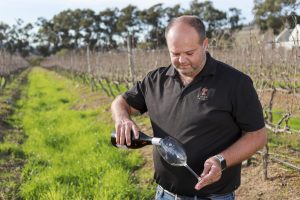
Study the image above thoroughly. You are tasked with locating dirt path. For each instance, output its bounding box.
[236,155,300,200]
[0,70,29,200]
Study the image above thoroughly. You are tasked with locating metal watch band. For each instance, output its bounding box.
[214,154,227,171]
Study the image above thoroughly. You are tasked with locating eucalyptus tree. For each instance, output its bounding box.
[0,22,10,48]
[98,8,119,49]
[138,3,165,48]
[91,13,104,50]
[164,4,185,23]
[5,19,33,56]
[187,0,227,38]
[116,5,141,47]
[36,17,59,55]
[228,8,244,32]
[253,0,300,34]
[75,9,96,48]
[52,9,79,49]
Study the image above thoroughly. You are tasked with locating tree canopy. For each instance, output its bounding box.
[0,0,247,56]
[253,0,300,34]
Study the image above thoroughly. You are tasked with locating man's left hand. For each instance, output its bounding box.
[194,157,222,190]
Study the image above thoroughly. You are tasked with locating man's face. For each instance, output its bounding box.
[166,23,208,78]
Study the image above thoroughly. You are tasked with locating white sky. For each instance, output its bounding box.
[0,0,254,26]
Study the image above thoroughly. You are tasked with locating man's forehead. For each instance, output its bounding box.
[168,22,195,33]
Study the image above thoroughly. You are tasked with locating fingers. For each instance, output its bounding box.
[195,158,222,190]
[115,123,122,144]
[120,124,126,145]
[115,119,139,146]
[125,122,132,146]
[132,125,139,139]
[201,161,212,177]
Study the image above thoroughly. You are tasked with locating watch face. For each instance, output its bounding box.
[215,155,224,162]
[215,155,226,170]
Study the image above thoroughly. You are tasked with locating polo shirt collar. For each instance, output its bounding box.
[166,52,217,78]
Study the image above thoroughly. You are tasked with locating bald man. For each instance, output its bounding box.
[111,15,267,200]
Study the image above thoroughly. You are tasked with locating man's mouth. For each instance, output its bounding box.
[179,65,190,69]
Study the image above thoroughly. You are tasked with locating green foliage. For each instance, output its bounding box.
[269,131,300,150]
[0,143,25,159]
[187,0,227,38]
[272,109,300,131]
[15,68,153,199]
[273,80,300,90]
[117,5,140,36]
[55,48,71,57]
[27,56,44,66]
[2,0,247,54]
[0,19,33,56]
[253,0,300,34]
[228,8,243,31]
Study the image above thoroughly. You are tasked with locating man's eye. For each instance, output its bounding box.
[186,52,194,55]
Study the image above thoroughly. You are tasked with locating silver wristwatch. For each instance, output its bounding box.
[214,154,227,171]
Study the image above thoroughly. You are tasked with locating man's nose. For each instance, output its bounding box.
[178,55,188,64]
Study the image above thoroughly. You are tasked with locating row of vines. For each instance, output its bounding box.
[0,50,28,91]
[0,50,28,199]
[41,37,300,178]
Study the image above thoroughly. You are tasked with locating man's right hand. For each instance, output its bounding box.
[111,95,141,146]
[115,118,140,146]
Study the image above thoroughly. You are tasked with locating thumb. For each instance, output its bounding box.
[195,161,213,190]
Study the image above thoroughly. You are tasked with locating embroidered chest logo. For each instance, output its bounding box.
[197,87,209,101]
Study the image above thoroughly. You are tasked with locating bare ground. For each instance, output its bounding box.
[138,145,300,200]
[0,71,28,200]
[236,155,300,200]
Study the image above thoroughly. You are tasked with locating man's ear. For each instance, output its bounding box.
[202,38,209,50]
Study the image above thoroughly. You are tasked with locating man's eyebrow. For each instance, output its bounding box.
[170,48,197,54]
[186,49,197,53]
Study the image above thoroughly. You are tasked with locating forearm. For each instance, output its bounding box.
[111,95,140,145]
[111,95,132,122]
[221,127,267,168]
[195,128,267,190]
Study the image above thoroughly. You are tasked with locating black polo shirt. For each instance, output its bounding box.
[122,53,265,196]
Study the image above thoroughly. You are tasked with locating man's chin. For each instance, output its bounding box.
[178,70,193,76]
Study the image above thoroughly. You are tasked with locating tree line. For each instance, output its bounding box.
[0,0,299,57]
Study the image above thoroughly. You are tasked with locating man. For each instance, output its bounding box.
[111,15,267,200]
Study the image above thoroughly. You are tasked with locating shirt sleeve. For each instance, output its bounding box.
[122,79,148,114]
[232,75,265,132]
